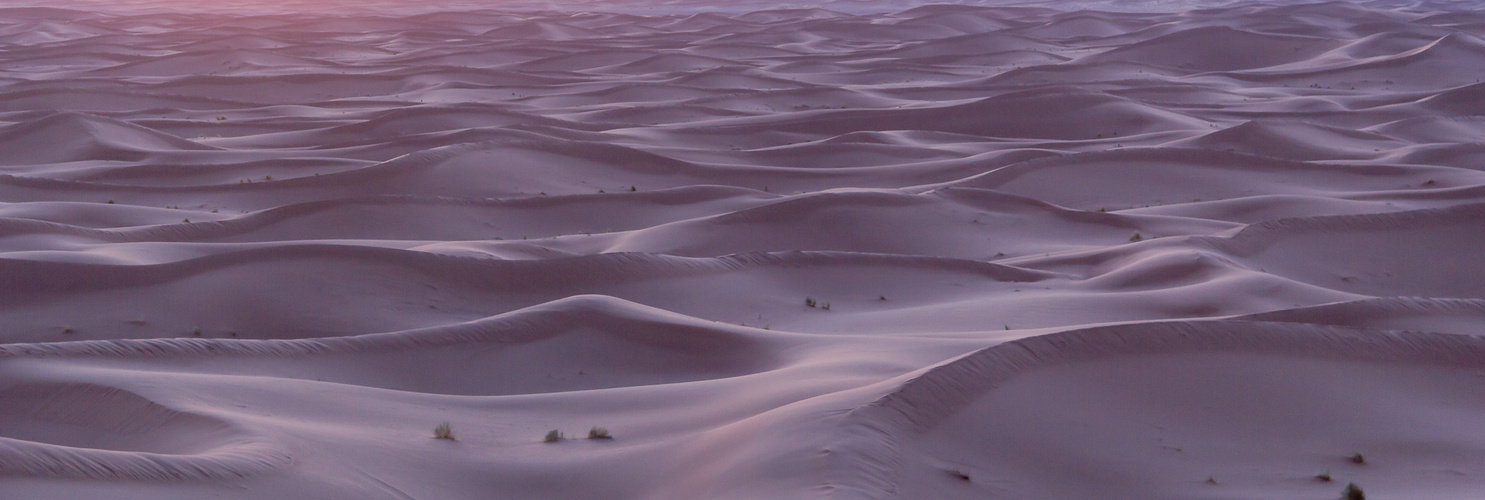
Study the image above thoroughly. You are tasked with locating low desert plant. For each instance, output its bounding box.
[821,302,831,311]
[804,297,817,308]
[587,427,612,440]
[433,421,455,440]
[1315,470,1332,482]
[1343,482,1365,500]
[1348,452,1365,464]
[544,429,564,443]
[1129,232,1143,242]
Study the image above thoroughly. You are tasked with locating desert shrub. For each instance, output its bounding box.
[434,422,455,440]
[544,429,564,443]
[588,427,612,440]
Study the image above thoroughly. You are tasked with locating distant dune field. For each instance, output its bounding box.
[1,2,1484,499]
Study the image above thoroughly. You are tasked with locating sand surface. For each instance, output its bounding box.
[1,1,1484,498]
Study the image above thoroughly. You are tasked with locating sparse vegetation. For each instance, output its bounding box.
[805,297,817,308]
[821,302,831,310]
[544,429,564,443]
[948,468,970,481]
[1315,470,1332,482]
[1343,482,1365,500]
[587,426,612,440]
[1348,452,1365,464]
[433,421,455,440]
[1129,232,1143,242]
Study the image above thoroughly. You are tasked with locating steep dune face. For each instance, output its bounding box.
[857,322,1485,500]
[2,2,1485,499]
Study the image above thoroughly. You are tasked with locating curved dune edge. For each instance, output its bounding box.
[0,436,290,481]
[0,294,770,360]
[0,248,1052,295]
[1213,201,1485,254]
[0,381,289,481]
[829,320,1485,499]
[1232,296,1485,330]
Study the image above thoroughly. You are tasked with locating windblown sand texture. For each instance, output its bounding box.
[2,2,1485,499]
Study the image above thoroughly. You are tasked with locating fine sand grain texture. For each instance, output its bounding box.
[1,1,1484,499]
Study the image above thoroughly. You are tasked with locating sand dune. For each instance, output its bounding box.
[1,1,1484,499]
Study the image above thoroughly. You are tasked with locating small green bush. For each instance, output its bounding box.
[588,427,612,440]
[433,421,455,440]
[544,429,564,443]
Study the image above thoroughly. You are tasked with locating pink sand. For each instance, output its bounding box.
[2,1,1484,498]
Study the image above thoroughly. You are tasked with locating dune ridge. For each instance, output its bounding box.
[0,295,775,361]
